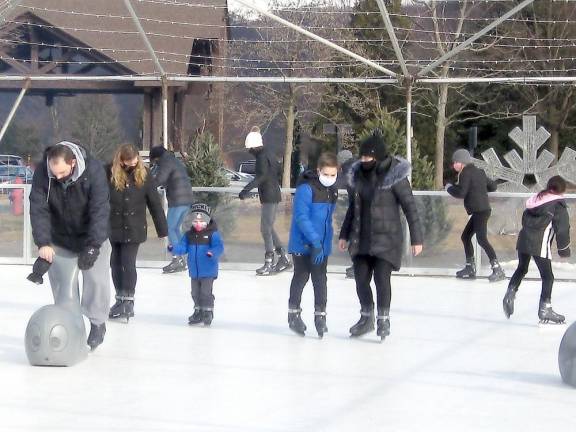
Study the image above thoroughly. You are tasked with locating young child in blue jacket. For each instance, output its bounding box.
[173,203,224,326]
[287,153,338,338]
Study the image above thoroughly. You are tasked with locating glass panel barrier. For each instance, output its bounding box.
[0,185,25,262]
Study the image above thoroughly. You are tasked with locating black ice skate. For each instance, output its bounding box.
[108,296,135,322]
[256,252,275,276]
[376,308,390,342]
[314,311,328,339]
[502,285,517,319]
[538,301,565,324]
[163,256,187,274]
[345,266,355,279]
[456,259,476,280]
[188,308,203,325]
[87,323,106,351]
[349,307,374,337]
[488,260,506,283]
[288,308,306,336]
[202,309,214,326]
[273,247,292,273]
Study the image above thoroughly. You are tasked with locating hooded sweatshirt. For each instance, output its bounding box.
[29,141,110,253]
[516,192,571,259]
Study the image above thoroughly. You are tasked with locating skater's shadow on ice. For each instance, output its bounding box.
[489,370,566,388]
[0,334,28,364]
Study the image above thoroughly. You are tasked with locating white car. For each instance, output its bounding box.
[221,168,254,187]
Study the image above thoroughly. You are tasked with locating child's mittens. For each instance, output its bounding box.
[206,251,213,257]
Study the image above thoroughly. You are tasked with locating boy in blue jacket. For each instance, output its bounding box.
[173,203,224,326]
[287,153,338,338]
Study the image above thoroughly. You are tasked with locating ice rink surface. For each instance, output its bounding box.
[1,265,575,432]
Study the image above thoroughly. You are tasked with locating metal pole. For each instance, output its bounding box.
[0,79,30,143]
[230,0,397,78]
[406,82,412,180]
[162,78,168,149]
[375,0,409,77]
[417,0,535,77]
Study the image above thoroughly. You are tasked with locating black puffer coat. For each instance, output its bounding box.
[30,142,110,253]
[447,164,497,214]
[240,147,281,204]
[339,157,423,271]
[107,166,168,244]
[151,152,193,207]
[516,195,571,259]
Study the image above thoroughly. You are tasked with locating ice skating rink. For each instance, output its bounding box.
[1,265,575,432]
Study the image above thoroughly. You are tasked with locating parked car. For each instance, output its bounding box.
[0,154,24,166]
[220,167,254,187]
[238,160,256,175]
[0,165,34,184]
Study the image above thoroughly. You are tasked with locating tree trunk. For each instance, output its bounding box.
[548,127,560,160]
[434,83,449,190]
[282,101,295,188]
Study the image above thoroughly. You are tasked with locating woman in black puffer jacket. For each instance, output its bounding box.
[339,131,423,341]
[107,144,168,321]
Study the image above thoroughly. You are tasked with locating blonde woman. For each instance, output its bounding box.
[107,144,168,321]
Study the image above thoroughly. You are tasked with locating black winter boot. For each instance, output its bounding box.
[87,322,106,351]
[456,258,476,280]
[488,259,506,282]
[376,308,390,341]
[256,252,275,276]
[314,310,328,339]
[202,309,214,326]
[288,308,306,336]
[349,306,374,337]
[273,247,292,273]
[163,256,187,273]
[345,266,355,279]
[502,284,518,319]
[538,301,565,324]
[188,308,203,325]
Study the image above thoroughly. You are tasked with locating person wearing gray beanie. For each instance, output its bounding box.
[446,148,505,282]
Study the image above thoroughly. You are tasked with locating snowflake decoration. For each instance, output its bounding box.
[473,115,576,192]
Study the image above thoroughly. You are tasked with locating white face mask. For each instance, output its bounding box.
[319,174,337,187]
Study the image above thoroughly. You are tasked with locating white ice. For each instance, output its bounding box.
[1,265,575,432]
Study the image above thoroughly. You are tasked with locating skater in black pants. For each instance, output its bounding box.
[339,130,423,341]
[447,148,505,282]
[287,153,338,337]
[107,144,168,321]
[239,126,291,275]
[503,176,571,324]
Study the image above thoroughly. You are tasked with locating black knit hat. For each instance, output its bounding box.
[190,203,211,223]
[149,146,166,160]
[359,129,388,161]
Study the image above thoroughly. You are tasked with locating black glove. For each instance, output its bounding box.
[238,190,250,200]
[26,257,52,285]
[78,247,100,270]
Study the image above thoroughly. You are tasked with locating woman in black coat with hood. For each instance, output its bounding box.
[107,144,168,321]
[339,131,423,341]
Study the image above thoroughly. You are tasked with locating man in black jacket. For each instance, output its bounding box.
[29,141,111,350]
[150,146,194,273]
[447,149,505,282]
[239,126,291,275]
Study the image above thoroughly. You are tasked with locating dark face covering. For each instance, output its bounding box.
[360,160,377,172]
[123,165,136,174]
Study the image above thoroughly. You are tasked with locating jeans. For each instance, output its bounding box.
[167,205,190,247]
[261,203,282,253]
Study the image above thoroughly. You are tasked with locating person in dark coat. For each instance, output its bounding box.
[238,126,291,275]
[149,145,194,273]
[339,130,423,341]
[503,176,571,324]
[173,203,224,326]
[446,149,505,282]
[29,141,111,350]
[107,144,168,321]
[287,153,338,338]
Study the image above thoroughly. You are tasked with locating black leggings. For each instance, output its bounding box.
[288,254,327,311]
[110,242,140,297]
[509,252,554,302]
[353,254,393,312]
[462,210,497,262]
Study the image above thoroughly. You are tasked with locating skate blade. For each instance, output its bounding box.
[538,320,566,327]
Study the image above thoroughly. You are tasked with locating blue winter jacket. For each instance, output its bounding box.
[288,171,338,256]
[173,221,224,279]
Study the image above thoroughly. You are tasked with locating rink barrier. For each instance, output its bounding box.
[1,184,575,280]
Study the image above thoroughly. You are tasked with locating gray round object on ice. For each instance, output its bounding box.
[25,304,88,367]
[558,321,576,387]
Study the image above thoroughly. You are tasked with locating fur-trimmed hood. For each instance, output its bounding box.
[346,156,412,190]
